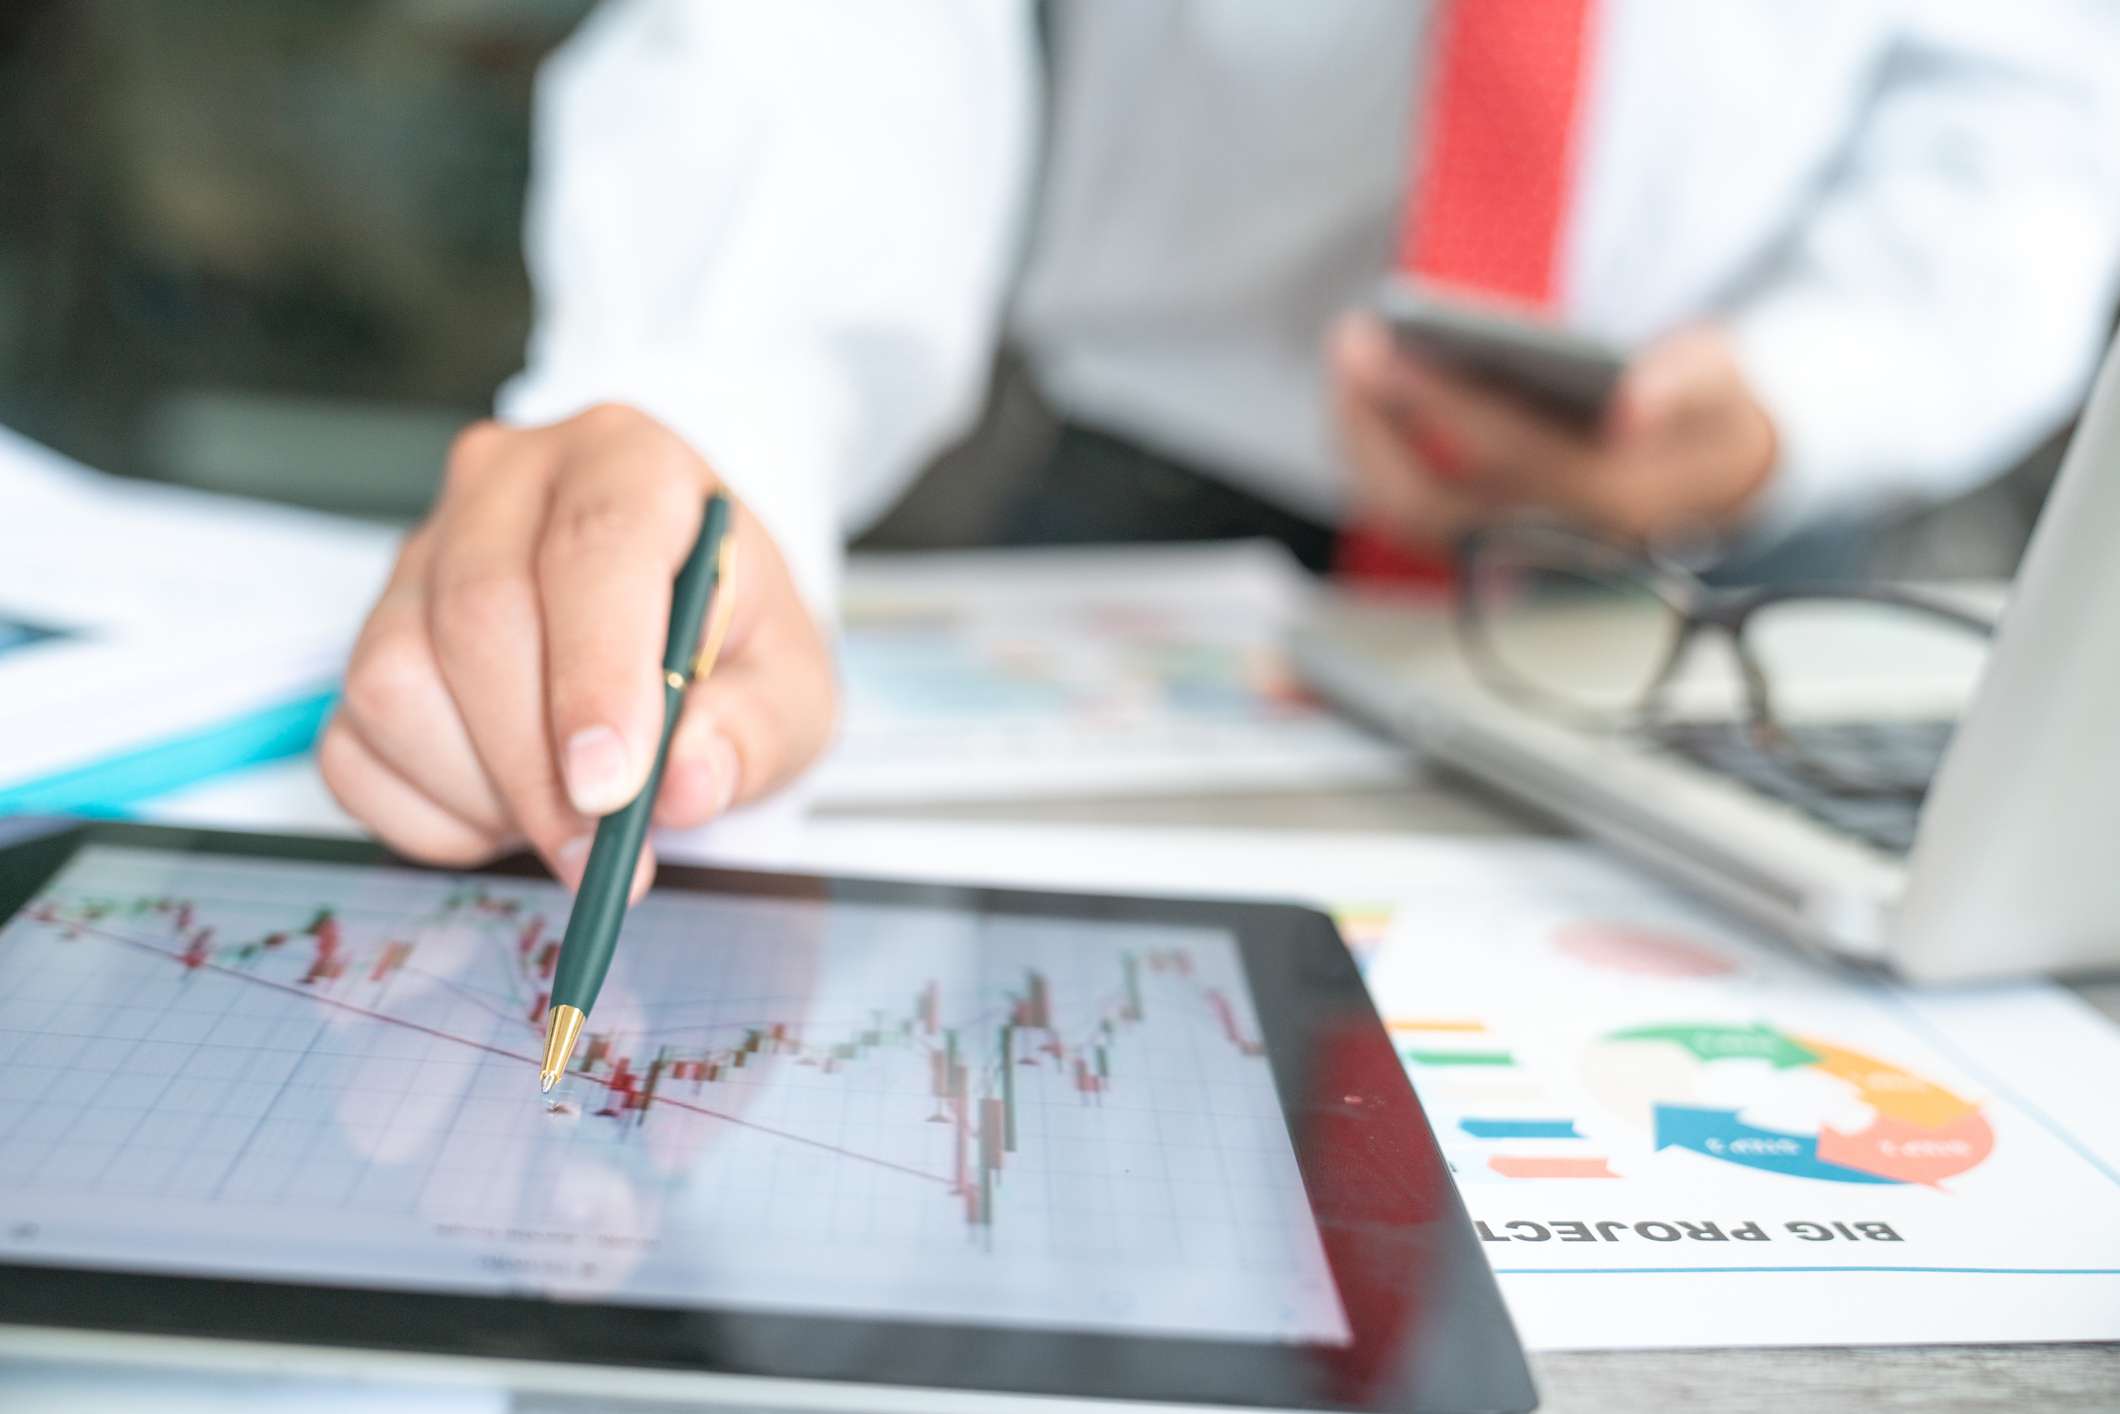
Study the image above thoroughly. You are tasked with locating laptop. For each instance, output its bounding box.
[1294,331,2120,983]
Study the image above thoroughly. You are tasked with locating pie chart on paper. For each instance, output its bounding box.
[1585,1022,1994,1185]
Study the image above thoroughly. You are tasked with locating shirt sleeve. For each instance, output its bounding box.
[495,0,1038,616]
[1726,1,2120,543]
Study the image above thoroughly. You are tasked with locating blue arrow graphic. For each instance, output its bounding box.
[1653,1105,1901,1184]
[1459,1118,1582,1140]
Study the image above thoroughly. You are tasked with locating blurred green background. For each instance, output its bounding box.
[0,0,592,520]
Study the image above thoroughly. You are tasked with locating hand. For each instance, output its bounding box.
[321,404,837,893]
[1329,314,1778,547]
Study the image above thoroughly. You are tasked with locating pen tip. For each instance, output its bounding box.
[540,1004,586,1097]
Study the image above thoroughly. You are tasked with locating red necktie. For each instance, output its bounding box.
[1336,0,1599,584]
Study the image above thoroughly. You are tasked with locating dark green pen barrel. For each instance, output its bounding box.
[550,493,729,1016]
[549,681,683,1011]
[665,495,731,674]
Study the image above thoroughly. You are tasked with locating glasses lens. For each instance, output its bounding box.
[1741,596,1989,795]
[1464,534,1679,718]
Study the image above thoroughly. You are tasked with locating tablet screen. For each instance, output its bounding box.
[0,844,1351,1348]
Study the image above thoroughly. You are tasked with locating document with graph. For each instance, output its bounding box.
[816,543,1408,804]
[0,845,1349,1345]
[751,820,2120,1351]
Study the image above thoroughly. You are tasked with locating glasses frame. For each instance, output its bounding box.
[1454,520,1998,796]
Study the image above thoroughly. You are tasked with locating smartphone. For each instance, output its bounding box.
[1373,279,1626,431]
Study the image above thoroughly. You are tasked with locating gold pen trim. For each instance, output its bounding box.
[540,1004,586,1094]
[688,536,739,683]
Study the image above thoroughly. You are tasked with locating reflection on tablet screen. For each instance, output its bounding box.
[0,847,1351,1347]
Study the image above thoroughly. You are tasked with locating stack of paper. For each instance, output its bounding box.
[0,425,397,813]
[8,484,1406,816]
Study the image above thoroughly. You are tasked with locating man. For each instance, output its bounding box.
[320,0,2120,886]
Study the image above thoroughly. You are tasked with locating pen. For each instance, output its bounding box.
[538,492,736,1093]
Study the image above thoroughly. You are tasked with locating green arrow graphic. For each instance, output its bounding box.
[1610,1022,1815,1069]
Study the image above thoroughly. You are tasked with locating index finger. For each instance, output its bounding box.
[535,427,745,817]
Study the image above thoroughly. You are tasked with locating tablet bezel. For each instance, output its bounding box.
[0,819,1535,1413]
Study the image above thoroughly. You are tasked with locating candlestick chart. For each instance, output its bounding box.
[0,846,1344,1342]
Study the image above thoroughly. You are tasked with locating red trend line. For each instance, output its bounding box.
[50,919,955,1191]
[397,963,540,1033]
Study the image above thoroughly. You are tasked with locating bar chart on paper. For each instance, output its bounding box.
[0,847,1347,1344]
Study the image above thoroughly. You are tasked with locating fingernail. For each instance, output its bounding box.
[556,833,592,889]
[702,732,741,817]
[563,725,633,815]
[628,846,654,903]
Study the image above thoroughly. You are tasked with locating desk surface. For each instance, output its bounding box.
[10,768,2117,1413]
[800,771,2120,1414]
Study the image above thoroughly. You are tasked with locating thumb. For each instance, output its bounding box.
[1328,310,1431,411]
[651,617,839,829]
[1611,328,1730,443]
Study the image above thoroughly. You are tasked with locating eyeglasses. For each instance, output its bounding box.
[1454,521,1997,799]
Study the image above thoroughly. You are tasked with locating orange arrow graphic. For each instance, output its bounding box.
[1817,1110,1994,1185]
[1795,1037,1977,1127]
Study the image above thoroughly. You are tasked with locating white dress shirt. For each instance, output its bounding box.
[498,0,2120,610]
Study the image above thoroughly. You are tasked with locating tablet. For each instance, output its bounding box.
[0,820,1534,1413]
[1376,280,1625,430]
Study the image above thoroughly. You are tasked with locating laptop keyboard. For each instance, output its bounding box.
[1651,720,1956,856]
